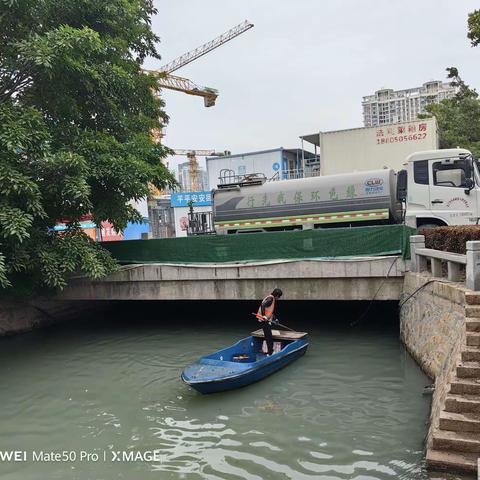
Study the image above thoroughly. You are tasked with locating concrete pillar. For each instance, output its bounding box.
[431,258,443,278]
[410,235,426,273]
[447,261,462,282]
[466,241,480,291]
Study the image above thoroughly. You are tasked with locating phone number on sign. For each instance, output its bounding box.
[377,132,427,145]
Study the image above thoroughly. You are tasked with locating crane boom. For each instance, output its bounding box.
[174,149,224,157]
[159,20,254,74]
[144,20,253,107]
[146,71,218,107]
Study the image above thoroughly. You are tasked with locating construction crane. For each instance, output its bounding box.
[160,20,254,74]
[174,149,228,191]
[144,71,218,108]
[146,20,254,107]
[147,22,250,199]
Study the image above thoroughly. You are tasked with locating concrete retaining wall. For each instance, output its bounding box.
[400,273,467,446]
[0,298,110,336]
[400,273,466,378]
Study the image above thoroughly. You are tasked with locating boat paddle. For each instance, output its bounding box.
[251,313,295,332]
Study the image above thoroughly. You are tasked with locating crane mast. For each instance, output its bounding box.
[174,149,226,191]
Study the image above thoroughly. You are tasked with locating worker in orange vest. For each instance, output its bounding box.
[256,288,283,356]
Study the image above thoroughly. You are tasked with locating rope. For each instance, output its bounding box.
[398,279,453,310]
[350,256,399,327]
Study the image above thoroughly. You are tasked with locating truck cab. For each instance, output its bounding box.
[404,148,479,228]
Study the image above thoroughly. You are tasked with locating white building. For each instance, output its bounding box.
[362,81,456,127]
[177,161,209,192]
[206,148,320,189]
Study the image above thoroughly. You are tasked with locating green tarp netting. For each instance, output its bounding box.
[104,225,415,264]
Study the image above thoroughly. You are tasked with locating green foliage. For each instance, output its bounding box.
[423,226,480,255]
[0,0,176,292]
[420,10,480,158]
[468,9,480,47]
[421,68,480,158]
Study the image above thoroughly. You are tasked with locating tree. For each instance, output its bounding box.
[420,10,480,158]
[0,0,176,292]
[468,9,480,46]
[422,67,480,158]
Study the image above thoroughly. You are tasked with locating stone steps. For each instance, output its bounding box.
[465,305,480,317]
[444,393,480,413]
[462,347,480,362]
[426,291,480,475]
[467,332,480,346]
[432,429,480,453]
[439,411,480,432]
[466,292,480,305]
[466,319,480,332]
[450,376,480,395]
[457,361,480,378]
[426,449,479,473]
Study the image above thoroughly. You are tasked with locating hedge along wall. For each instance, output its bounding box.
[422,226,480,254]
[103,224,415,264]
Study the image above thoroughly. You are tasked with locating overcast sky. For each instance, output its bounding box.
[147,1,479,169]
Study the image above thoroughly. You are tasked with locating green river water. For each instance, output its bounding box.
[0,302,468,480]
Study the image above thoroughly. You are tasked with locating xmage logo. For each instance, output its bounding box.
[111,450,162,462]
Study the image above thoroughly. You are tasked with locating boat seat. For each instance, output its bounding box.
[251,329,308,341]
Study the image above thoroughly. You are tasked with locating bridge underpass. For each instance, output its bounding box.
[58,256,406,302]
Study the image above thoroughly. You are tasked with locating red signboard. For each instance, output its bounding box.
[376,122,428,145]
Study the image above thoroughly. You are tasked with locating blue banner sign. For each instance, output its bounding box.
[53,221,96,231]
[171,191,212,207]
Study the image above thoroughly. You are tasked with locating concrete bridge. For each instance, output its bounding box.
[58,256,406,301]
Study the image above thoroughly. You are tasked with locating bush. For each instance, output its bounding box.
[422,225,480,254]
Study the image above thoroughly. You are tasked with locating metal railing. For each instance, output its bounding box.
[219,168,322,185]
[410,235,480,290]
[187,211,216,235]
[218,169,267,186]
[281,169,321,180]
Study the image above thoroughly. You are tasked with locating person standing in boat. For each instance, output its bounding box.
[257,288,283,356]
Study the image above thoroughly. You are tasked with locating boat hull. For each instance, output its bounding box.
[182,342,308,394]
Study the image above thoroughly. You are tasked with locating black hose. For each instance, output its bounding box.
[350,256,399,327]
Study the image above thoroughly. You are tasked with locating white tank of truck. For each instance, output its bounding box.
[213,169,399,233]
[211,149,478,234]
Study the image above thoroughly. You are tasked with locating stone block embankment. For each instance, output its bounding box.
[400,272,479,474]
[400,273,466,378]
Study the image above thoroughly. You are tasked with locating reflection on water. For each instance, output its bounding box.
[0,301,464,479]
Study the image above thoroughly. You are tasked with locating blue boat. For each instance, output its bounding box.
[181,329,308,394]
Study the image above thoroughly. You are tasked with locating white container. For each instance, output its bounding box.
[316,118,438,176]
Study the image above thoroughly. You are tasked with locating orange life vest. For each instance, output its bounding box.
[256,294,275,321]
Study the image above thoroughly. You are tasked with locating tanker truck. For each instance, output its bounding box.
[211,148,478,234]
